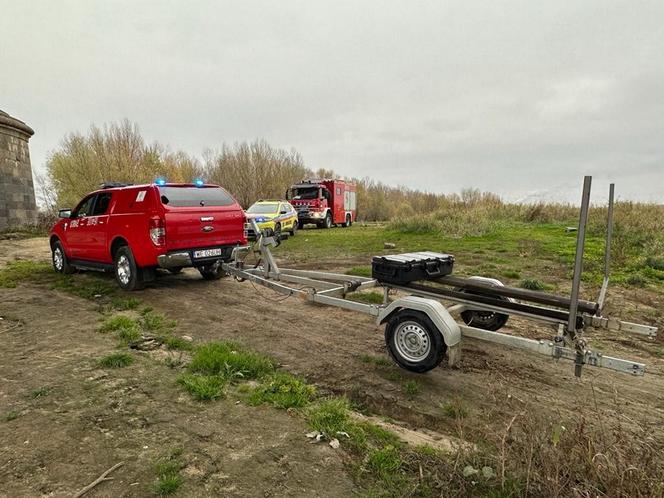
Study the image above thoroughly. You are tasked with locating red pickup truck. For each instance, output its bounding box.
[49,182,247,290]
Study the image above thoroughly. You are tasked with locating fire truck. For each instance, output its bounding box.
[286,179,357,229]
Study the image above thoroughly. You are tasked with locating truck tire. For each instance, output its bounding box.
[384,310,446,373]
[297,221,304,230]
[342,214,351,227]
[274,223,282,240]
[458,290,509,331]
[114,246,144,291]
[289,222,297,236]
[321,212,332,229]
[52,240,75,274]
[199,262,225,280]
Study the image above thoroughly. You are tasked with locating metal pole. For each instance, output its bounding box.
[569,176,592,377]
[568,176,592,335]
[597,183,614,311]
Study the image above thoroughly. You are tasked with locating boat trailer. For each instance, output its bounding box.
[222,177,657,378]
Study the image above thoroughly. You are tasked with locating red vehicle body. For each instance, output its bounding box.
[286,179,357,229]
[49,182,247,290]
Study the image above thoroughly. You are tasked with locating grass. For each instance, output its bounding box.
[520,278,547,291]
[275,219,664,289]
[187,341,274,380]
[359,354,392,367]
[141,310,176,332]
[403,380,420,397]
[178,374,226,401]
[98,352,134,368]
[349,291,384,304]
[51,274,117,299]
[248,372,316,409]
[98,315,142,343]
[307,398,353,437]
[178,341,275,401]
[110,296,140,310]
[162,335,194,351]
[3,410,20,422]
[440,399,468,420]
[0,261,51,288]
[153,449,184,496]
[29,386,51,399]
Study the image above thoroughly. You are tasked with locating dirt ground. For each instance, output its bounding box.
[1,237,663,497]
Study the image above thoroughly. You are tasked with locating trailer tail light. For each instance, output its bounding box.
[149,218,166,246]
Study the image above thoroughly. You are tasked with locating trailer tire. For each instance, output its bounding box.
[385,310,446,373]
[458,290,509,331]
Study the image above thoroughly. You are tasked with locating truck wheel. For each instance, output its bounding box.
[289,222,297,236]
[297,221,304,230]
[274,223,282,240]
[342,214,351,227]
[52,240,75,274]
[322,212,332,229]
[199,263,225,280]
[458,290,509,331]
[385,310,446,373]
[114,246,144,291]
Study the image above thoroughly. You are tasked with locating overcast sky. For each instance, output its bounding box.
[2,0,663,203]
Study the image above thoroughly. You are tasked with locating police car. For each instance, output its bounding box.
[245,200,298,238]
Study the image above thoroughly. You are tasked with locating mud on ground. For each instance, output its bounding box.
[1,237,663,497]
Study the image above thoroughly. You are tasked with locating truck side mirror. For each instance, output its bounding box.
[59,209,72,219]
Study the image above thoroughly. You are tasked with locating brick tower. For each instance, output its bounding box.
[0,109,37,230]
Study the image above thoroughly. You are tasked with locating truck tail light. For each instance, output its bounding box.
[149,218,166,246]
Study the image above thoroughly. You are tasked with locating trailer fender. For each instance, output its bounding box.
[377,296,461,349]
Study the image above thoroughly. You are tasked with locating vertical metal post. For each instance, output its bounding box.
[568,176,592,336]
[597,183,614,311]
[569,176,592,377]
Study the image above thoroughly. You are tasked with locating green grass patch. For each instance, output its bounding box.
[359,354,392,367]
[403,380,420,397]
[51,274,117,299]
[520,278,546,291]
[440,399,468,420]
[178,373,226,401]
[99,315,139,333]
[29,386,51,399]
[188,341,274,381]
[162,335,194,351]
[346,266,372,277]
[3,410,20,422]
[141,310,176,331]
[501,269,521,279]
[153,449,184,496]
[110,296,140,310]
[0,261,51,288]
[366,445,403,480]
[248,372,316,409]
[349,291,384,304]
[98,352,134,368]
[307,398,353,436]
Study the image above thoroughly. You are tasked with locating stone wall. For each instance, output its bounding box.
[0,111,37,230]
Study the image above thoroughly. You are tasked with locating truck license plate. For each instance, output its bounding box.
[193,248,222,259]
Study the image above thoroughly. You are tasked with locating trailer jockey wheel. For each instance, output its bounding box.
[458,290,509,331]
[384,310,446,373]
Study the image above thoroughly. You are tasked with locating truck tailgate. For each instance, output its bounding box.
[164,207,245,250]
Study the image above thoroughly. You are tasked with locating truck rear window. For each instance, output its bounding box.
[159,186,235,207]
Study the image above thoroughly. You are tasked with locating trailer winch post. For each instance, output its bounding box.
[597,183,615,312]
[569,175,592,377]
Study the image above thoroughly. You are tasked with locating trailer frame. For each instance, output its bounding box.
[223,177,657,378]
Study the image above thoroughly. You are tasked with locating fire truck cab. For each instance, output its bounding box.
[286,179,357,229]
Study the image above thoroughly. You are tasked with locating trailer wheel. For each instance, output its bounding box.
[458,290,509,331]
[385,310,446,373]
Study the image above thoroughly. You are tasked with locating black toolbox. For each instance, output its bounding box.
[371,251,455,285]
